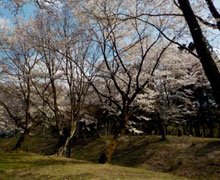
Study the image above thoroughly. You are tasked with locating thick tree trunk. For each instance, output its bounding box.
[178,0,220,106]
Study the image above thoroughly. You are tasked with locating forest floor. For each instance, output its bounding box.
[0,135,220,180]
[0,152,190,180]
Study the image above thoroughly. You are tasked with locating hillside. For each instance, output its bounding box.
[0,152,190,180]
[70,136,220,180]
[0,135,220,180]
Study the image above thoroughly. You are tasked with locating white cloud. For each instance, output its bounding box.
[38,0,63,8]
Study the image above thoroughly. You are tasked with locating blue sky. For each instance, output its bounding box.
[214,0,220,8]
[0,1,219,57]
[0,2,35,23]
[1,1,220,24]
[0,0,220,51]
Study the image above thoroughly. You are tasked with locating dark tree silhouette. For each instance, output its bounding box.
[205,0,220,31]
[178,0,220,106]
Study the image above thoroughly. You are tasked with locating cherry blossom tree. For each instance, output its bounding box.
[23,8,101,156]
[75,0,182,163]
[0,20,45,150]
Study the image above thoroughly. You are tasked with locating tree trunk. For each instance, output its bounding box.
[195,121,201,137]
[12,129,29,151]
[183,124,186,135]
[165,125,168,135]
[57,122,77,156]
[67,137,72,157]
[189,120,193,136]
[208,120,214,138]
[158,122,166,140]
[205,0,220,31]
[178,0,220,106]
[203,124,207,137]
[218,123,220,138]
[57,135,72,156]
[155,113,166,140]
[99,113,128,163]
[177,127,182,137]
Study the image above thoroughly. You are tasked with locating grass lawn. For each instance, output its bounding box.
[0,152,191,180]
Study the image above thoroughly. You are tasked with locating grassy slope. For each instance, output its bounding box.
[0,152,190,180]
[0,136,58,155]
[70,136,220,180]
[0,135,220,180]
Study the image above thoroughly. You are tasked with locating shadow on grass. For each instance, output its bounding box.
[0,153,90,170]
[61,173,96,180]
[194,141,220,157]
[111,137,166,166]
[71,137,106,163]
[26,159,89,167]
[18,172,96,180]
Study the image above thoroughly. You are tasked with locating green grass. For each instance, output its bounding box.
[0,152,190,180]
